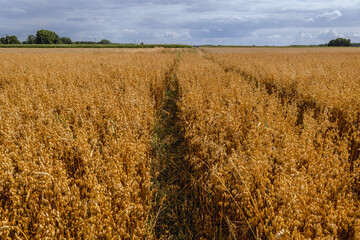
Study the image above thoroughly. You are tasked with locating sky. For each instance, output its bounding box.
[1,0,360,45]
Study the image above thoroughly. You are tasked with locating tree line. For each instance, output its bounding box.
[0,30,111,44]
[328,38,351,47]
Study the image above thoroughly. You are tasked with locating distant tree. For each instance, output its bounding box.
[54,38,62,44]
[35,30,61,44]
[75,41,97,44]
[0,35,21,44]
[9,35,20,44]
[5,35,11,44]
[23,35,36,44]
[60,37,73,44]
[98,39,111,44]
[328,38,351,47]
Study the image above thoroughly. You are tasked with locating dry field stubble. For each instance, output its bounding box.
[0,48,359,239]
[0,49,176,239]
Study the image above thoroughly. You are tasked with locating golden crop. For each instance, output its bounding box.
[177,50,359,239]
[0,49,176,239]
[206,48,360,122]
[0,48,359,239]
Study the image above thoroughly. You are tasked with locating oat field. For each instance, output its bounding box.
[0,48,359,239]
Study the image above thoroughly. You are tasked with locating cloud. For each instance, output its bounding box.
[305,9,342,23]
[0,0,359,45]
[123,29,136,33]
[0,7,26,13]
[318,10,342,20]
[266,34,281,39]
[299,29,346,43]
[154,31,191,39]
[317,29,345,39]
[300,32,314,39]
[65,17,93,22]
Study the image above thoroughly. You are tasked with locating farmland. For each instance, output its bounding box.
[0,44,193,49]
[0,48,359,239]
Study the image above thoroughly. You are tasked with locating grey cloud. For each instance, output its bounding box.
[1,0,360,45]
[318,10,342,20]
[0,7,26,14]
[65,17,94,22]
[300,29,345,40]
[318,29,345,38]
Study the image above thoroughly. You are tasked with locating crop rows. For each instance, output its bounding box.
[205,48,359,193]
[0,50,176,239]
[177,52,360,239]
[0,48,359,239]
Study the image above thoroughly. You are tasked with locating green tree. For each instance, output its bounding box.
[9,35,20,44]
[59,37,73,44]
[35,30,61,44]
[328,38,351,47]
[24,35,36,44]
[1,35,21,44]
[98,39,111,44]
